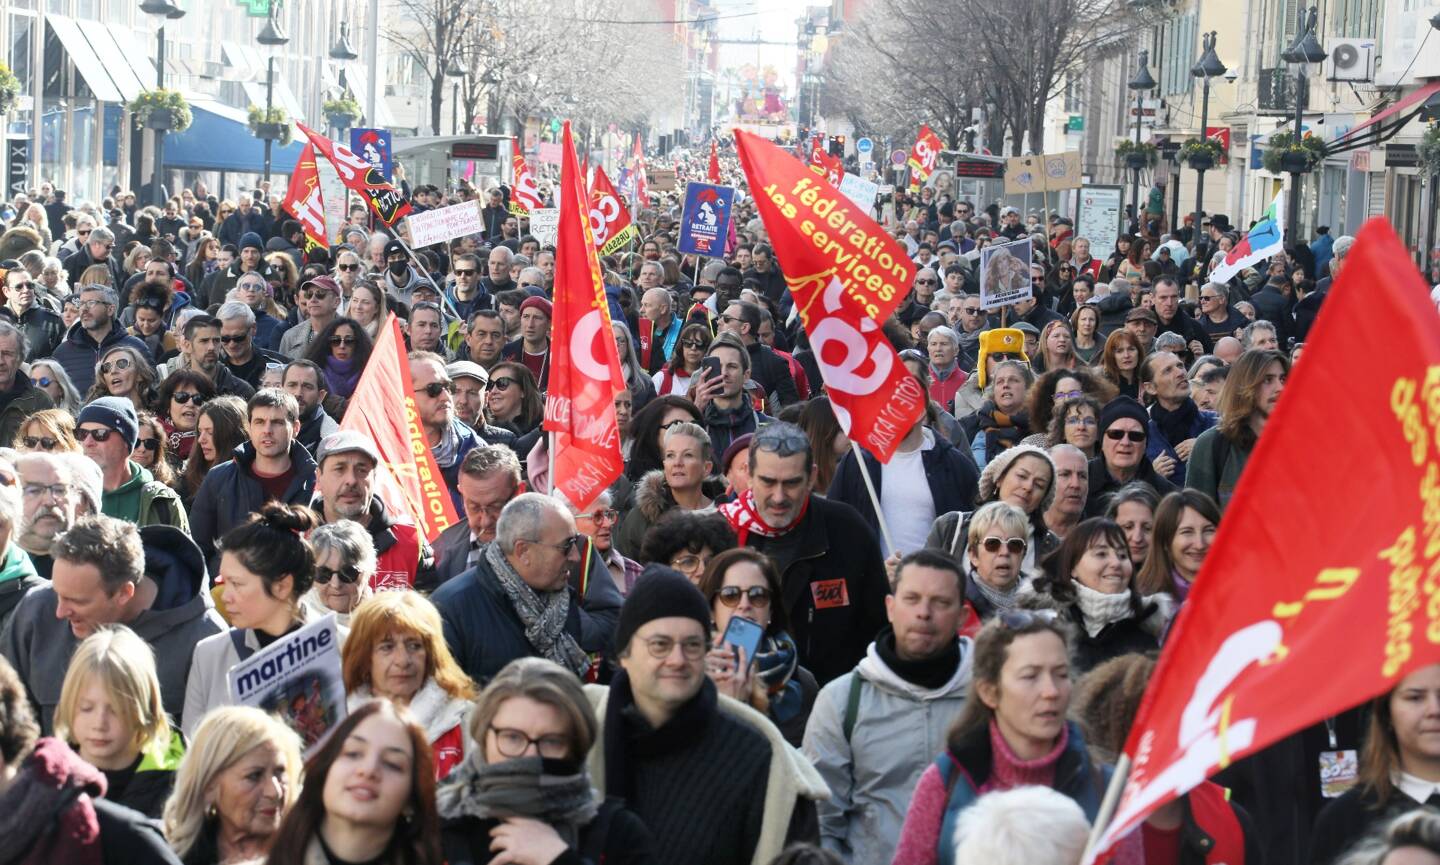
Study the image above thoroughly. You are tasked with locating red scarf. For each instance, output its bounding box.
[638,317,655,369]
[719,490,809,545]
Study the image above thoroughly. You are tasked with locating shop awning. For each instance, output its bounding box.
[1338,80,1440,142]
[46,15,122,103]
[74,18,148,102]
[161,98,305,173]
[220,41,261,82]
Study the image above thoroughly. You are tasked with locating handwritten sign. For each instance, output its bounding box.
[406,200,485,248]
[529,208,559,247]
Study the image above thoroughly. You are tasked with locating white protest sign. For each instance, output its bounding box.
[228,615,346,755]
[978,238,1035,311]
[406,200,485,248]
[1077,184,1124,264]
[838,173,880,209]
[529,208,559,247]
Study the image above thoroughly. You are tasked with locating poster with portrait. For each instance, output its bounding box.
[978,238,1034,311]
[228,615,347,756]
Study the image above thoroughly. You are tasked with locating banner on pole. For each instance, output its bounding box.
[677,182,736,257]
[1209,191,1285,283]
[838,173,880,210]
[978,238,1034,311]
[281,144,327,251]
[510,139,544,214]
[588,168,637,256]
[1004,152,1082,195]
[302,124,412,226]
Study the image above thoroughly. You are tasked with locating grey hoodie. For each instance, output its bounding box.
[0,526,225,733]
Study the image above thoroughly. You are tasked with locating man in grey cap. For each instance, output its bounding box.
[1125,306,1160,352]
[447,360,488,429]
[77,397,187,529]
[998,206,1026,241]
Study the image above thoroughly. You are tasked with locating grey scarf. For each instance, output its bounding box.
[970,569,1020,613]
[432,419,463,468]
[436,757,598,848]
[485,542,591,676]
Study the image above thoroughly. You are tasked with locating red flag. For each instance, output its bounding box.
[1087,217,1440,861]
[588,167,637,256]
[632,135,648,211]
[543,121,625,510]
[281,143,327,251]
[509,139,543,215]
[808,146,843,187]
[298,123,412,226]
[907,124,942,186]
[708,141,722,182]
[732,129,926,462]
[340,314,459,546]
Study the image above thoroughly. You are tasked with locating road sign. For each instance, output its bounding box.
[890,149,907,166]
[856,137,874,155]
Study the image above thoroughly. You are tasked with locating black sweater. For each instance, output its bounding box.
[1311,784,1430,865]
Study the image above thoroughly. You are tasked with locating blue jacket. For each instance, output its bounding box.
[51,321,154,393]
[438,420,484,514]
[828,431,979,544]
[1310,233,1335,279]
[189,440,317,573]
[1147,402,1218,485]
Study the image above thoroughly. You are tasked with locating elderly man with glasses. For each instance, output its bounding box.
[52,284,153,393]
[62,225,122,287]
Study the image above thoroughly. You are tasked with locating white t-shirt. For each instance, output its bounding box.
[653,368,693,396]
[879,428,937,557]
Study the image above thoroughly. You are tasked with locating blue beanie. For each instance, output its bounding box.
[78,396,139,450]
[239,232,264,253]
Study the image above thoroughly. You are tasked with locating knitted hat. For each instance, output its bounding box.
[721,433,753,474]
[1099,396,1149,438]
[519,296,553,319]
[977,443,1057,514]
[78,396,139,450]
[239,232,264,253]
[615,565,712,652]
[976,327,1028,389]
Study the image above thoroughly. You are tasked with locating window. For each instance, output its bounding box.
[1162,14,1197,96]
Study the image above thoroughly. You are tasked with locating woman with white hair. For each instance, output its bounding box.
[926,324,967,413]
[28,358,83,414]
[952,786,1089,865]
[298,520,375,627]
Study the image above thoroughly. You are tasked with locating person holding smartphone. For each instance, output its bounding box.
[689,333,773,459]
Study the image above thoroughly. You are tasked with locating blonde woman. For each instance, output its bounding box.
[85,344,157,411]
[55,626,185,818]
[161,706,303,865]
[13,407,79,452]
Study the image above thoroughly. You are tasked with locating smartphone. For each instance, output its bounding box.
[701,355,724,383]
[721,616,764,669]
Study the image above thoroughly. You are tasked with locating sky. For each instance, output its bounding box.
[709,0,821,94]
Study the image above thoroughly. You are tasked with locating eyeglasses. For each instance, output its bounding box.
[486,377,515,392]
[22,482,70,499]
[30,377,53,388]
[575,508,619,525]
[1065,415,1098,427]
[417,380,456,398]
[315,564,363,585]
[670,553,708,572]
[75,427,115,443]
[489,727,571,759]
[642,635,708,660]
[329,335,357,347]
[981,536,1027,554]
[78,299,112,309]
[133,437,160,453]
[1052,389,1084,402]
[716,585,772,608]
[337,263,360,272]
[998,608,1060,629]
[22,436,59,451]
[1105,429,1148,443]
[99,358,132,375]
[523,534,585,556]
[171,391,207,406]
[914,278,937,286]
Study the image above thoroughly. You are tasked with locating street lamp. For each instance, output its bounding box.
[256,4,290,184]
[445,56,465,136]
[1190,31,1226,250]
[140,0,184,206]
[1127,49,1157,232]
[1281,6,1325,244]
[329,21,359,61]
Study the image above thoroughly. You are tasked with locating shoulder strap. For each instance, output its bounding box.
[229,629,254,661]
[580,798,623,865]
[842,673,864,742]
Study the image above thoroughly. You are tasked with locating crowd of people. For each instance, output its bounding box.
[0,143,1432,865]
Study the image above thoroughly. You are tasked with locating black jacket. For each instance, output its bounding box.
[828,431,979,543]
[702,401,772,461]
[1059,598,1160,675]
[206,362,256,400]
[741,495,889,685]
[1249,284,1293,344]
[1311,784,1425,865]
[189,440,317,573]
[1084,455,1178,517]
[62,246,123,287]
[1156,308,1213,354]
[440,802,657,865]
[0,304,65,359]
[746,341,800,408]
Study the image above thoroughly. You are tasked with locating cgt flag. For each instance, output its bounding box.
[510,140,544,215]
[809,146,843,187]
[340,314,458,547]
[708,140,722,183]
[1086,218,1440,862]
[1209,190,1284,283]
[543,121,626,510]
[281,143,327,251]
[589,167,637,256]
[907,125,942,188]
[733,129,926,463]
[299,123,412,226]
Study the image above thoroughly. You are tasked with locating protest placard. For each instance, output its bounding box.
[1004,152,1082,195]
[228,615,346,755]
[978,238,1034,311]
[406,200,484,248]
[649,168,677,191]
[677,182,735,257]
[1077,184,1124,263]
[529,208,559,247]
[839,173,880,209]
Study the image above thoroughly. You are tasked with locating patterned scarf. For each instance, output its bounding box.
[484,542,590,676]
[718,489,809,545]
[435,756,597,848]
[431,419,463,469]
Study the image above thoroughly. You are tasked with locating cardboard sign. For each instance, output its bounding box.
[978,238,1034,311]
[228,615,346,755]
[406,200,485,247]
[677,182,736,257]
[649,168,678,191]
[529,207,559,247]
[1004,152,1082,195]
[839,173,880,209]
[537,142,564,165]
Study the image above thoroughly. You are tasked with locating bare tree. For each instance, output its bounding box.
[381,0,476,135]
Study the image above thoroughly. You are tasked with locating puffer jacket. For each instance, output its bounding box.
[803,636,973,865]
[613,469,725,559]
[189,440,317,574]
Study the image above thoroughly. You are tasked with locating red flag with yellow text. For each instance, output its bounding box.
[1086,218,1440,861]
[708,141,722,183]
[299,123,412,226]
[733,129,925,462]
[588,167,637,257]
[281,143,327,251]
[340,314,458,546]
[907,125,941,188]
[809,146,843,187]
[543,121,626,510]
[509,139,543,215]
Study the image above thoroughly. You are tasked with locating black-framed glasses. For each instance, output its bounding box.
[488,726,571,759]
[98,358,132,375]
[22,436,58,451]
[998,608,1060,629]
[1104,429,1147,443]
[133,437,160,453]
[716,585,772,608]
[417,380,456,398]
[524,534,585,556]
[329,335,357,347]
[171,391,207,405]
[315,564,363,585]
[642,635,708,660]
[486,377,515,392]
[981,536,1027,555]
[75,427,115,443]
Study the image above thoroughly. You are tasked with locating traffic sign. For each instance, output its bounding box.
[856,137,873,155]
[890,149,907,166]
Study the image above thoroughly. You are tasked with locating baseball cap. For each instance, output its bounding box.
[317,430,381,466]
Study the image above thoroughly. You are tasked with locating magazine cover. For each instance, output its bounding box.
[227,614,347,755]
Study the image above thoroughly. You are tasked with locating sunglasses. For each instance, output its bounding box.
[1105,429,1148,443]
[525,534,585,556]
[99,358,132,375]
[22,436,58,450]
[681,340,706,350]
[133,437,160,453]
[914,278,937,286]
[417,380,456,398]
[75,427,115,443]
[315,564,363,585]
[487,377,516,392]
[981,536,1027,554]
[30,376,53,388]
[329,335,357,347]
[716,585,772,608]
[962,307,982,316]
[454,268,477,276]
[337,263,360,271]
[172,391,207,405]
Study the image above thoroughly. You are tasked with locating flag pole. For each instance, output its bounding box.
[1080,753,1131,863]
[548,432,556,495]
[393,232,463,322]
[849,441,896,554]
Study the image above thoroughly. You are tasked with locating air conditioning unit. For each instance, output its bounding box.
[1328,38,1376,82]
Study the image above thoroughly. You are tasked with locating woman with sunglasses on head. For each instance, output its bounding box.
[133,411,180,489]
[303,316,373,419]
[87,344,157,411]
[928,443,1060,582]
[484,361,544,438]
[263,253,299,313]
[698,548,817,747]
[14,407,78,453]
[180,395,246,507]
[157,369,216,465]
[300,520,375,627]
[653,321,711,398]
[342,590,477,781]
[893,603,1107,865]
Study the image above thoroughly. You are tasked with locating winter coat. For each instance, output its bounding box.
[1250,284,1293,345]
[1056,596,1162,675]
[62,246,123,287]
[747,342,800,409]
[100,460,188,530]
[828,431,980,548]
[295,403,339,455]
[1084,454,1178,517]
[1,304,65,359]
[440,804,657,865]
[437,420,485,514]
[51,321,153,394]
[0,375,53,448]
[2,525,224,733]
[350,678,471,779]
[105,727,185,819]
[0,544,41,636]
[613,469,724,559]
[1186,426,1250,512]
[1147,402,1218,486]
[277,318,322,360]
[1156,308,1214,354]
[949,373,986,419]
[702,401,773,464]
[189,440,317,574]
[1311,784,1425,865]
[739,495,889,685]
[803,639,973,865]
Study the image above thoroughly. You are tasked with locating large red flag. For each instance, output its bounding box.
[340,314,458,549]
[907,124,941,187]
[732,129,926,462]
[281,143,327,251]
[1086,218,1440,861]
[588,167,637,256]
[543,121,625,510]
[708,141,722,183]
[509,139,543,215]
[298,123,412,226]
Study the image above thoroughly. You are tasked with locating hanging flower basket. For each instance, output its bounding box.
[1115,139,1158,169]
[1261,130,1325,175]
[127,89,193,133]
[247,105,294,146]
[1419,125,1440,177]
[323,96,361,131]
[1178,137,1226,171]
[0,63,19,115]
